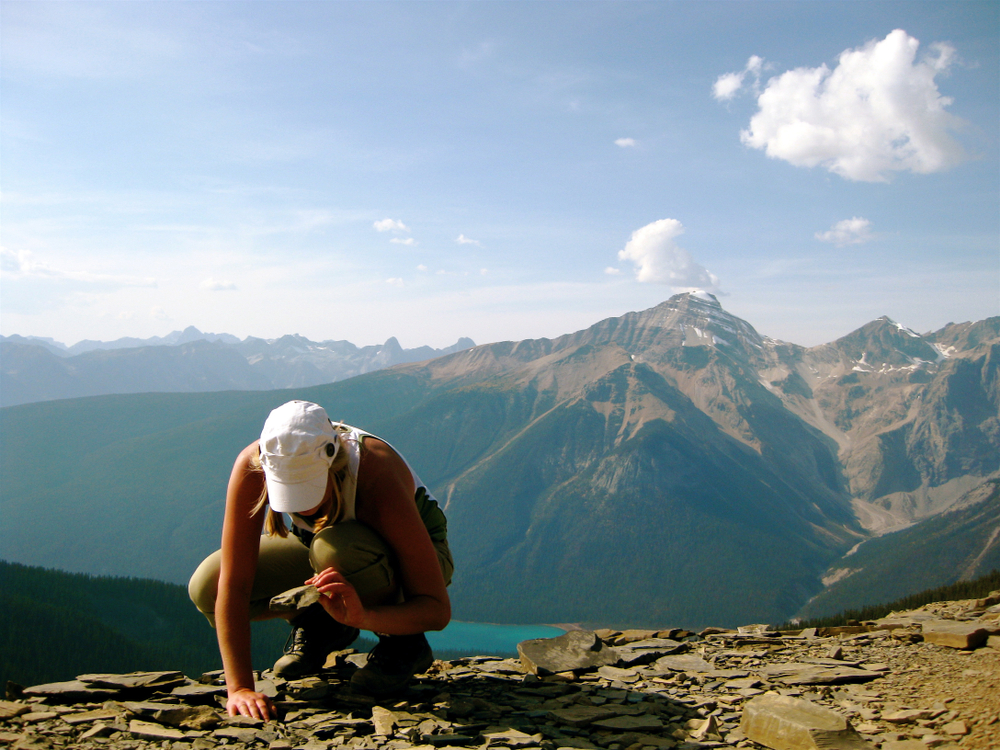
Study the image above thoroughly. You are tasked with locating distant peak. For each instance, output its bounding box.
[689,290,720,305]
[666,290,722,309]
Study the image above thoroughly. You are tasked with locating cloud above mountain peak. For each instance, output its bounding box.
[617,219,721,293]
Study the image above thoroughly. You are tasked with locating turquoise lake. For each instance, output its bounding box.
[424,621,566,656]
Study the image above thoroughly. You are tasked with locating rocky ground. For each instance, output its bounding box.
[2,594,998,750]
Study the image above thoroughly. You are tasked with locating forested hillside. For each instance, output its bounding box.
[0,561,288,688]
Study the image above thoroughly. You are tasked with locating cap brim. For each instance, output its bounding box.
[265,470,328,514]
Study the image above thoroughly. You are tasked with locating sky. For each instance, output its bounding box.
[1,0,998,350]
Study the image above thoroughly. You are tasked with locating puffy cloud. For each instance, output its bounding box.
[604,266,621,275]
[416,264,428,272]
[456,234,481,246]
[736,30,966,182]
[390,237,416,246]
[712,55,763,101]
[617,219,721,291]
[815,217,874,246]
[614,137,637,148]
[373,218,410,233]
[201,277,238,291]
[386,277,404,287]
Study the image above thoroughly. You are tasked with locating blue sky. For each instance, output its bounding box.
[2,1,997,349]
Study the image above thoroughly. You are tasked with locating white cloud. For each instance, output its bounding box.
[712,55,764,101]
[0,247,156,286]
[736,30,966,182]
[390,237,416,246]
[456,234,481,246]
[417,264,428,272]
[386,277,404,287]
[201,277,238,291]
[150,307,170,321]
[617,219,721,291]
[614,138,637,148]
[373,218,410,233]
[480,268,488,276]
[815,217,875,246]
[604,266,621,275]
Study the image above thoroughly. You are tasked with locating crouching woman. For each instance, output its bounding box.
[188,400,453,719]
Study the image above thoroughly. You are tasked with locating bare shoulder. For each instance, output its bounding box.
[228,441,264,494]
[356,437,415,514]
[235,440,260,468]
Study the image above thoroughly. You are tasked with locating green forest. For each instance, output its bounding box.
[0,561,342,689]
[0,561,494,690]
[780,567,1000,630]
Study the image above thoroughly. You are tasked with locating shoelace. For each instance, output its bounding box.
[282,625,309,656]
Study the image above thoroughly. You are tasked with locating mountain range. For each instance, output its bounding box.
[0,329,475,407]
[1,292,997,628]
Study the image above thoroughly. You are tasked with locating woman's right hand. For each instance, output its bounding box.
[226,687,275,720]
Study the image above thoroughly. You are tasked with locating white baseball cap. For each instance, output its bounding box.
[259,400,339,513]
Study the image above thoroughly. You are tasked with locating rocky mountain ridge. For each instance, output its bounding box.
[392,294,997,623]
[4,591,999,750]
[1,294,996,626]
[0,330,476,407]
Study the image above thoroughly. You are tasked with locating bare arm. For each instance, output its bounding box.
[216,442,273,720]
[311,439,450,635]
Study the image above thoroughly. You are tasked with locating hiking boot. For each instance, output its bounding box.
[350,633,434,696]
[272,604,359,678]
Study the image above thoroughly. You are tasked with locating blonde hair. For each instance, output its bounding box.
[249,424,358,537]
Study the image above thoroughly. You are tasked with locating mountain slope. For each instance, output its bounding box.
[1,295,996,628]
[797,479,1000,619]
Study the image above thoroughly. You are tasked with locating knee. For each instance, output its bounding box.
[309,521,396,596]
[188,554,220,625]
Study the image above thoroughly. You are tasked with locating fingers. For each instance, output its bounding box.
[227,691,275,721]
[307,567,349,587]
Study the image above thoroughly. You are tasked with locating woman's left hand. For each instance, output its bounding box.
[308,568,366,628]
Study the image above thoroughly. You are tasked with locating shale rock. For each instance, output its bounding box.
[517,630,617,675]
[4,590,999,750]
[741,694,872,750]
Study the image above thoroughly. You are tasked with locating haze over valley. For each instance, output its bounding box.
[2,293,996,629]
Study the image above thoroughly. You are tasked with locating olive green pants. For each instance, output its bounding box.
[188,520,454,626]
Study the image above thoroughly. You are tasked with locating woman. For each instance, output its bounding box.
[189,400,453,720]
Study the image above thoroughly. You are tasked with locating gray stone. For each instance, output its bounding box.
[518,631,618,675]
[614,639,685,666]
[648,654,713,674]
[170,684,228,701]
[757,663,882,685]
[153,705,222,730]
[483,729,543,747]
[62,708,122,725]
[216,726,262,743]
[79,672,187,690]
[0,704,30,721]
[128,719,186,741]
[22,681,120,702]
[548,706,621,727]
[589,715,664,732]
[372,707,397,736]
[596,666,640,683]
[741,694,873,750]
[882,709,936,723]
[920,620,989,650]
[269,585,322,613]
